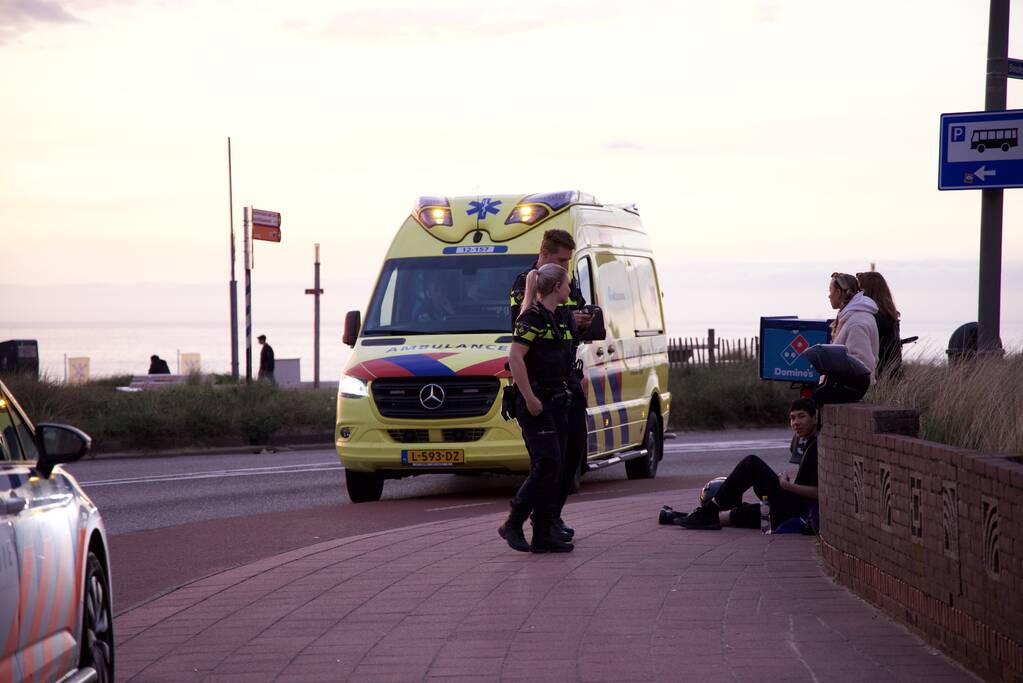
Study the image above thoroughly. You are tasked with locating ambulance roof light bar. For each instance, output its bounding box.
[505,190,601,226]
[413,196,452,228]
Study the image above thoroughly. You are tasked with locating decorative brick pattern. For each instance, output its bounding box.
[819,403,1023,682]
[942,481,959,560]
[910,473,923,541]
[982,495,1001,579]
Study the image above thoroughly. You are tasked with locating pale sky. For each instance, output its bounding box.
[3,0,1023,292]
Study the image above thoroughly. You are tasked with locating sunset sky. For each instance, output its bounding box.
[2,0,1022,307]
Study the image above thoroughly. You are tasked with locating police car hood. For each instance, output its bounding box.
[344,337,512,381]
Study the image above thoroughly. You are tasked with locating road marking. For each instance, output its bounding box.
[664,439,788,453]
[424,502,496,512]
[78,462,343,487]
[77,439,788,488]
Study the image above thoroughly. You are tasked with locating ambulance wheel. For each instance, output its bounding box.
[80,551,115,683]
[346,470,384,503]
[626,412,661,480]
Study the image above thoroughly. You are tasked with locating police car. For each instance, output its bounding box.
[0,379,114,683]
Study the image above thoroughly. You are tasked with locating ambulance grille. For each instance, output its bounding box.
[372,377,500,419]
[387,428,486,443]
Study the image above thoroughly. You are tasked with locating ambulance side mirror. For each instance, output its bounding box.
[343,310,361,348]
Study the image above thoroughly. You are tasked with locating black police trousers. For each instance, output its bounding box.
[714,455,813,529]
[555,380,587,516]
[511,402,568,525]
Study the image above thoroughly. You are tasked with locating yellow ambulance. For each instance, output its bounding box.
[337,191,670,502]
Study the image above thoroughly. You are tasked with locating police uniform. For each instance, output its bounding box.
[510,265,589,531]
[506,302,574,549]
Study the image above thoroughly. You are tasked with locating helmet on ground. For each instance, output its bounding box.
[700,477,727,505]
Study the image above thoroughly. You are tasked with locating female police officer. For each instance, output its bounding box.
[498,263,575,553]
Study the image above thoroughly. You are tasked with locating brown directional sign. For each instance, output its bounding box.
[252,225,281,242]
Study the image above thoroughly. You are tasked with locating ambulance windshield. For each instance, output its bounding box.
[363,255,534,335]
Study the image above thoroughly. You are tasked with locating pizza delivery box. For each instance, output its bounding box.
[759,317,831,383]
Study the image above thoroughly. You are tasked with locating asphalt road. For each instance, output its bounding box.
[65,427,794,614]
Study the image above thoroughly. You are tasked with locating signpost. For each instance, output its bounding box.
[305,244,324,388]
[938,110,1023,190]
[243,206,283,381]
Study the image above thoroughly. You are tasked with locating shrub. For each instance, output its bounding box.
[866,353,1023,455]
[667,361,797,430]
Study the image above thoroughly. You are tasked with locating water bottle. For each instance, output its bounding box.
[760,496,771,534]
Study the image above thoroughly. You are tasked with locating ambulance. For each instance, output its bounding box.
[337,191,670,502]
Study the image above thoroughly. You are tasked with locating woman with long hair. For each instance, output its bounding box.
[856,271,902,378]
[812,272,879,405]
[499,263,575,553]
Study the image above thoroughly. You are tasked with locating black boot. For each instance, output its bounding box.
[554,516,575,539]
[499,509,530,552]
[530,520,574,553]
[537,520,572,543]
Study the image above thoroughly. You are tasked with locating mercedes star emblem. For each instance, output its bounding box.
[419,383,446,410]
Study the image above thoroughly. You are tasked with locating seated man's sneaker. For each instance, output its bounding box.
[678,504,722,530]
[658,506,688,525]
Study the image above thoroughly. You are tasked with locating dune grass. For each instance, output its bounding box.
[666,360,796,430]
[1,374,335,452]
[866,352,1023,456]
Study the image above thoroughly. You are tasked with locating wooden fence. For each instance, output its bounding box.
[667,329,760,367]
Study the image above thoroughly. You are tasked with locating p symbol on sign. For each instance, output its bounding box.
[951,125,967,143]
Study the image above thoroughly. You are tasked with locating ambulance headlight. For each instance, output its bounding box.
[413,196,453,228]
[340,374,369,398]
[505,203,550,225]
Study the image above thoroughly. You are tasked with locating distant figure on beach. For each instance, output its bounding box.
[148,355,171,375]
[258,334,276,384]
[856,271,902,379]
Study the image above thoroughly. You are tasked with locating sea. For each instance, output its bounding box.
[3,261,1021,381]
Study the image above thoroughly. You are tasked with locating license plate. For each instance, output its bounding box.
[402,449,465,465]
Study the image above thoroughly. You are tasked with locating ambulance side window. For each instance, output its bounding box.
[576,256,593,306]
[594,252,634,340]
[628,256,664,335]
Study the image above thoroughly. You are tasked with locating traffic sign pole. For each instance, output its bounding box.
[979,0,1009,355]
[228,138,240,381]
[305,244,324,388]
[244,207,253,382]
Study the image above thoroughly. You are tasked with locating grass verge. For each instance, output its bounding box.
[2,375,335,452]
[866,353,1022,455]
[667,361,796,430]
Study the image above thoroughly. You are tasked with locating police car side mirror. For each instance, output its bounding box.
[343,310,361,347]
[34,424,92,478]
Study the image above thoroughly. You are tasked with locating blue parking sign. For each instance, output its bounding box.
[939,110,1023,190]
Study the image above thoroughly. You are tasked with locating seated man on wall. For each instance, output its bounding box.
[667,398,819,531]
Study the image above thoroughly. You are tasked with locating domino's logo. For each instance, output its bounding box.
[781,334,810,366]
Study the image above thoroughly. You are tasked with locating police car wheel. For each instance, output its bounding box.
[346,469,384,503]
[626,412,661,480]
[80,552,114,683]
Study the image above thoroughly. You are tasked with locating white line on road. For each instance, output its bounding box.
[664,439,788,453]
[76,439,789,488]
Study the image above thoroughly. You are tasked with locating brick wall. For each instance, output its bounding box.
[819,403,1023,682]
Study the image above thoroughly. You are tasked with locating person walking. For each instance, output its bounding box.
[813,272,879,405]
[257,334,276,384]
[509,229,601,543]
[856,271,902,379]
[499,263,575,554]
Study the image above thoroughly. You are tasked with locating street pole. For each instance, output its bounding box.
[228,138,239,380]
[244,206,253,382]
[979,0,1009,355]
[305,243,324,388]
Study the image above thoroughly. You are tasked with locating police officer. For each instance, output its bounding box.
[499,263,575,553]
[509,229,600,543]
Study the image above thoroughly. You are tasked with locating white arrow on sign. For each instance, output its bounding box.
[975,166,997,181]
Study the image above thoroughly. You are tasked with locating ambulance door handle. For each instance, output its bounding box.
[4,496,26,515]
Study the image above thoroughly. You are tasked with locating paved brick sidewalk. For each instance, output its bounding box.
[115,490,977,682]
